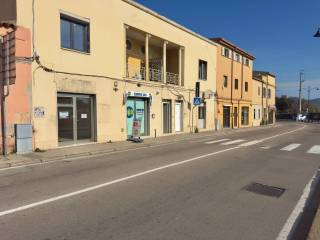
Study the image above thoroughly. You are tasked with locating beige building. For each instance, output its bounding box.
[252,71,276,126]
[0,0,217,151]
[211,38,255,129]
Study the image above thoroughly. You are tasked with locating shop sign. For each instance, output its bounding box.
[127,91,151,98]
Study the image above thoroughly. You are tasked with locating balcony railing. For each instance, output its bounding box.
[126,64,179,85]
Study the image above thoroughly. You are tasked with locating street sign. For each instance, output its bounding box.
[193,97,201,106]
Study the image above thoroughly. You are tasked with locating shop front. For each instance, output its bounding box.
[126,91,151,137]
[57,93,96,145]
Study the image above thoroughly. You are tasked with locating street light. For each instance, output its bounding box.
[314,28,320,38]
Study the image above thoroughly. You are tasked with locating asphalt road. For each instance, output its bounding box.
[0,123,319,240]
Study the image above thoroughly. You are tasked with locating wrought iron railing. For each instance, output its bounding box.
[126,64,179,85]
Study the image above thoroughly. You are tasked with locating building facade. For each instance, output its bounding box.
[211,38,255,129]
[0,23,32,154]
[0,0,217,152]
[252,71,276,126]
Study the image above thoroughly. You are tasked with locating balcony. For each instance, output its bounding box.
[126,65,180,85]
[125,26,183,86]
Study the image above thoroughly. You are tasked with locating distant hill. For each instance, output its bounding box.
[310,98,320,108]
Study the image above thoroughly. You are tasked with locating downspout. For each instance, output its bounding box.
[230,50,234,129]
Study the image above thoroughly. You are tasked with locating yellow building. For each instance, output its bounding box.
[211,38,255,129]
[0,0,217,150]
[252,71,276,125]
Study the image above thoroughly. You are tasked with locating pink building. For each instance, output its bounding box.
[0,23,32,154]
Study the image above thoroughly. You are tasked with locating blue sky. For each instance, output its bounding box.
[135,0,320,99]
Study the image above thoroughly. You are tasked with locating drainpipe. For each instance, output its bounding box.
[230,50,234,129]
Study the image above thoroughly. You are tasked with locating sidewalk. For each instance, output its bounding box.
[308,207,320,240]
[0,124,278,170]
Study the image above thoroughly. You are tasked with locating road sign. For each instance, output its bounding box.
[193,97,201,106]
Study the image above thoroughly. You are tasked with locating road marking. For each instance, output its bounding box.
[307,145,320,155]
[0,125,307,217]
[221,139,245,145]
[0,125,306,173]
[204,139,230,144]
[276,169,320,240]
[261,146,271,149]
[0,146,241,217]
[239,140,263,147]
[280,143,301,151]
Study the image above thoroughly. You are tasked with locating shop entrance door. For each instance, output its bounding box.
[127,98,149,137]
[58,94,95,145]
[223,106,231,128]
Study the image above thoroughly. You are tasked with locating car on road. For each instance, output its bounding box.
[296,114,307,122]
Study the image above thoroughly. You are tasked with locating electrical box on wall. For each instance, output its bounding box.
[15,124,33,154]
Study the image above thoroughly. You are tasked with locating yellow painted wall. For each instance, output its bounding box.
[215,43,254,129]
[15,0,217,149]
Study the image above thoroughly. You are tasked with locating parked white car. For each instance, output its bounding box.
[296,114,307,122]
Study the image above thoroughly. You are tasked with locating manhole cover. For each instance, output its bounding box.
[244,182,286,198]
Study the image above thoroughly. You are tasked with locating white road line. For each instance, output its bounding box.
[204,139,230,144]
[276,169,320,240]
[0,125,307,217]
[0,125,307,173]
[0,146,241,217]
[221,139,245,145]
[307,145,320,155]
[280,143,301,151]
[239,140,263,147]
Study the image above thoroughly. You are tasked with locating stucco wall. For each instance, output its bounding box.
[15,0,217,150]
[0,26,32,153]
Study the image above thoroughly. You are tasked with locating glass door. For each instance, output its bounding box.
[57,94,95,145]
[58,96,74,143]
[76,97,93,141]
[126,98,149,137]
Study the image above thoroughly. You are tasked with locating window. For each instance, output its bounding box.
[235,53,240,62]
[268,89,271,99]
[244,58,250,66]
[258,87,261,96]
[258,109,261,119]
[223,76,228,88]
[223,48,230,58]
[263,87,266,98]
[60,14,90,53]
[198,60,207,80]
[254,109,256,120]
[241,107,249,125]
[234,79,239,90]
[198,105,206,119]
[245,82,248,92]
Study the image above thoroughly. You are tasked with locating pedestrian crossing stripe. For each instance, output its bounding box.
[280,144,301,151]
[307,145,320,155]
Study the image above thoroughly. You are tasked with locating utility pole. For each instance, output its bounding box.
[307,86,311,113]
[298,71,304,115]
